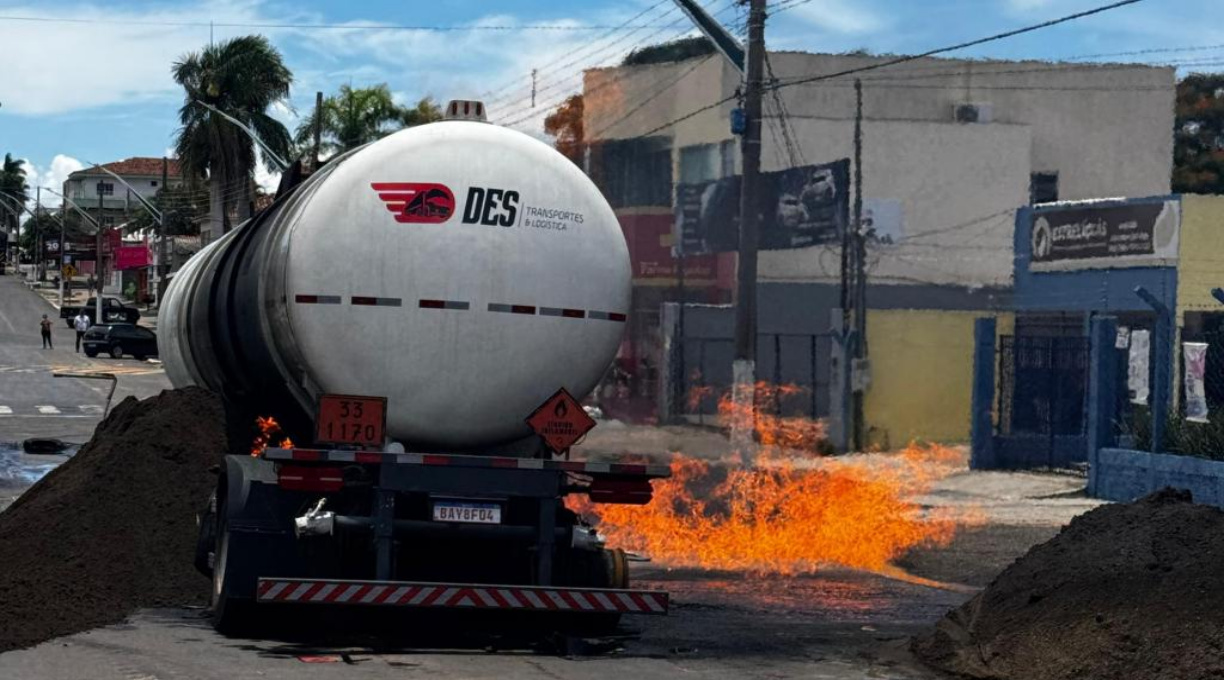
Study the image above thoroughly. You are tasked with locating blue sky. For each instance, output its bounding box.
[0,0,1220,200]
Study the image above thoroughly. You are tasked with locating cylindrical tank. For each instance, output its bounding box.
[159,114,631,451]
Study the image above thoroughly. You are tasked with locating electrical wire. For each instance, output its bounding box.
[0,15,671,31]
[620,0,1153,139]
[494,0,739,127]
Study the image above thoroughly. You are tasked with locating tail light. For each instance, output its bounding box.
[277,465,344,492]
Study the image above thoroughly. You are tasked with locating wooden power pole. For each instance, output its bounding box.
[730,0,767,458]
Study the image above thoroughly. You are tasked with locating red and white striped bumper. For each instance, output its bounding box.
[257,578,668,615]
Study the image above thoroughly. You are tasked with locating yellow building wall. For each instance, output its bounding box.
[1177,194,1224,322]
[863,309,1013,449]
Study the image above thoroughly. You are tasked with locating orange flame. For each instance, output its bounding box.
[251,415,294,457]
[716,381,827,453]
[571,443,971,576]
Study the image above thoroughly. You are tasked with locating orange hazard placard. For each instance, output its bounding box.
[525,388,596,454]
[315,394,387,448]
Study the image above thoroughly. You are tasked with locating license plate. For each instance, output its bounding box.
[432,502,501,524]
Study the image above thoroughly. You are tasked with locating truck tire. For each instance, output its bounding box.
[210,494,258,636]
[565,548,624,635]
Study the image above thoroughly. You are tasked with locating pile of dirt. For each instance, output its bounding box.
[0,387,236,653]
[913,488,1224,680]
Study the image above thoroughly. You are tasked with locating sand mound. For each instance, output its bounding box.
[0,388,234,653]
[913,487,1224,680]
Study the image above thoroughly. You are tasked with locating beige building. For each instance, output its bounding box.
[585,52,1175,289]
[581,51,1176,442]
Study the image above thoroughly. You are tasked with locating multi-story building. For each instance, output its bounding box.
[62,157,182,299]
[582,50,1175,444]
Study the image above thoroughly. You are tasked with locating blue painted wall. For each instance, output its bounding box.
[1013,197,1179,314]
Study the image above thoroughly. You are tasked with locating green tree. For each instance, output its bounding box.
[623,36,714,66]
[399,95,444,128]
[18,211,67,255]
[296,85,442,157]
[172,35,293,234]
[1174,73,1224,194]
[544,94,584,166]
[126,184,210,237]
[0,154,29,241]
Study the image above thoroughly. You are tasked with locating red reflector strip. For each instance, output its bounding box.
[257,579,669,615]
[419,299,470,310]
[589,477,654,505]
[295,294,342,305]
[277,465,344,492]
[352,296,403,307]
[487,303,536,315]
[588,310,627,322]
[539,307,586,319]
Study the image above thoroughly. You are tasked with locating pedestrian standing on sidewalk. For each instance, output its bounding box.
[39,314,53,349]
[73,311,90,353]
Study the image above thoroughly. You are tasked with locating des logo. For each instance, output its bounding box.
[371,183,455,224]
[462,187,520,227]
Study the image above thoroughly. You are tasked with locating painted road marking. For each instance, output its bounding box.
[80,405,104,413]
[0,406,10,414]
[36,405,61,414]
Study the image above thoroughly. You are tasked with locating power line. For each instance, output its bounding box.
[0,14,673,31]
[494,0,739,125]
[775,0,1149,91]
[478,0,674,101]
[621,0,1152,139]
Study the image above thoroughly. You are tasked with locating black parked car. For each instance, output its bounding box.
[82,323,159,360]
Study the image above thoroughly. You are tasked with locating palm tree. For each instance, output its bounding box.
[172,35,293,235]
[295,86,443,159]
[0,154,29,261]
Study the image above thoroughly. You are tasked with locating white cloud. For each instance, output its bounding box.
[0,1,291,115]
[784,0,885,34]
[21,155,84,207]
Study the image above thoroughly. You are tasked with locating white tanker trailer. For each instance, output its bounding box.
[179,101,670,634]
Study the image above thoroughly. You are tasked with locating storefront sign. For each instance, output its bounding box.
[1029,199,1179,272]
[115,244,151,270]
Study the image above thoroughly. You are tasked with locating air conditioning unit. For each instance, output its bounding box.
[953,103,993,124]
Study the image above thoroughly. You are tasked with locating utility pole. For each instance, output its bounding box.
[97,188,104,323]
[59,191,66,308]
[852,79,867,450]
[35,187,42,283]
[730,0,767,458]
[312,91,324,172]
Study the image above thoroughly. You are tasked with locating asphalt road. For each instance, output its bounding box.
[0,274,170,444]
[0,569,966,680]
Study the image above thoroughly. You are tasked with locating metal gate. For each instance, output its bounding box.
[994,335,1091,469]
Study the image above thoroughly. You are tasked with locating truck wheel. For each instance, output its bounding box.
[211,498,258,636]
[566,548,624,635]
[109,345,124,359]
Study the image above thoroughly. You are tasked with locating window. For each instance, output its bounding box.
[720,140,737,178]
[133,327,155,340]
[680,144,720,184]
[590,138,673,208]
[150,180,158,187]
[96,182,114,196]
[1030,172,1059,204]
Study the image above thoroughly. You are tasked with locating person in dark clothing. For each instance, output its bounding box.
[39,314,53,349]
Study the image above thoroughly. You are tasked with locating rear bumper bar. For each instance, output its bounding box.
[257,578,669,615]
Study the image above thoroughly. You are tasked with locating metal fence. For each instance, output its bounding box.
[996,335,1091,437]
[677,333,834,421]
